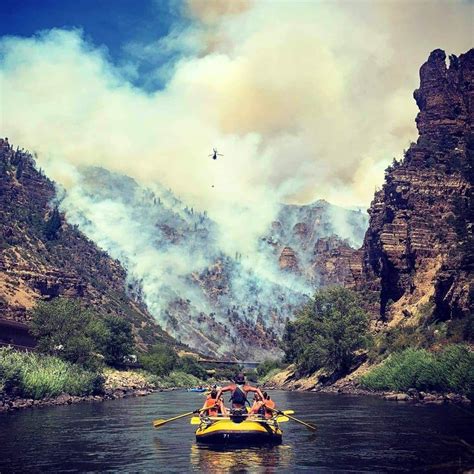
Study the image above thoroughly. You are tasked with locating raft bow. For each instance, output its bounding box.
[192,412,285,445]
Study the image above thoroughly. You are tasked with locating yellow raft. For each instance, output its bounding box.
[194,415,283,445]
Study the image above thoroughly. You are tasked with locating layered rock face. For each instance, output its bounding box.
[279,246,300,272]
[0,139,175,349]
[312,237,364,288]
[361,49,473,324]
[264,200,368,284]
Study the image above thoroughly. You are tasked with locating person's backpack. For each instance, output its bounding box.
[230,385,248,405]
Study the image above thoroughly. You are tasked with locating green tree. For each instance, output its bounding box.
[282,287,371,374]
[100,315,135,367]
[140,344,178,376]
[256,359,284,378]
[177,356,208,379]
[30,298,106,370]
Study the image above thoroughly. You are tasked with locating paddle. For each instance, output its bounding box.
[153,409,202,429]
[269,407,317,432]
[189,410,295,425]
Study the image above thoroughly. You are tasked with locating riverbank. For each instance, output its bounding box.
[263,364,472,406]
[0,368,181,413]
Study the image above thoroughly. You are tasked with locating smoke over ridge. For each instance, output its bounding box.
[57,167,312,357]
[1,1,471,355]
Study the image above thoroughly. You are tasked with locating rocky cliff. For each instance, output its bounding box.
[360,49,473,326]
[262,200,368,285]
[0,139,175,349]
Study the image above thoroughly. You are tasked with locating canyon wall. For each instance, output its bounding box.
[360,49,473,326]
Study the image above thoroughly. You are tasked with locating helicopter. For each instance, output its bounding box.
[209,148,223,160]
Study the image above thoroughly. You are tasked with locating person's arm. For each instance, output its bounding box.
[199,399,209,415]
[218,398,229,416]
[246,385,265,400]
[216,385,232,401]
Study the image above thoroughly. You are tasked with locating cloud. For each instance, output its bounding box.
[0,1,471,233]
[185,0,252,24]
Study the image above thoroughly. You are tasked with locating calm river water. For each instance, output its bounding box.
[0,390,473,472]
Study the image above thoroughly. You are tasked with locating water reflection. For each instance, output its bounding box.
[190,443,293,473]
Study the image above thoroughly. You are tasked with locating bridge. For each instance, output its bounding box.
[198,359,259,369]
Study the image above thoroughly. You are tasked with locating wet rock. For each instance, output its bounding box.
[384,393,409,401]
[407,388,419,399]
[422,394,444,404]
[444,393,462,403]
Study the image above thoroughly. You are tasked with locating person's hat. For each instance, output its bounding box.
[234,373,245,384]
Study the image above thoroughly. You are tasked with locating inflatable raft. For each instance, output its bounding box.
[194,416,283,445]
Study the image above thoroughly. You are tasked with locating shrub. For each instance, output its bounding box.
[0,347,104,399]
[259,367,283,385]
[140,344,178,376]
[360,345,474,395]
[154,371,202,389]
[30,298,135,370]
[256,359,285,378]
[283,287,371,374]
[30,299,105,369]
[213,366,239,382]
[177,356,208,379]
[436,345,474,395]
[244,369,258,383]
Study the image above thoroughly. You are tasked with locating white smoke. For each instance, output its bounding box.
[55,166,313,357]
[1,0,471,355]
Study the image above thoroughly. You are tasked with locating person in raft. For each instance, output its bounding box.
[216,373,265,412]
[200,389,228,417]
[261,391,276,419]
[249,392,264,415]
[250,391,276,419]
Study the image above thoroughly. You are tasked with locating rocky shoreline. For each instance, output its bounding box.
[0,386,157,413]
[263,365,472,407]
[317,385,472,406]
[261,383,472,407]
[0,369,179,414]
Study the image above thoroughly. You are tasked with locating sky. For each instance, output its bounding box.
[0,0,472,217]
[1,0,180,90]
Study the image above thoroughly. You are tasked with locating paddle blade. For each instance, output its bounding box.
[276,416,289,422]
[153,419,167,428]
[282,410,294,415]
[190,417,201,425]
[289,415,317,431]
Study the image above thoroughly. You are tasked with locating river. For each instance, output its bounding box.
[0,390,472,472]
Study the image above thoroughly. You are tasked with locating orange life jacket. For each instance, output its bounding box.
[264,399,275,418]
[204,398,219,417]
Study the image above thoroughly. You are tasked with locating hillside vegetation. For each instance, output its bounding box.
[360,346,474,397]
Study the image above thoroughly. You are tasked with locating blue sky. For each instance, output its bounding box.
[1,0,181,89]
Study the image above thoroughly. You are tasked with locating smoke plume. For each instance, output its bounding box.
[0,0,470,355]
